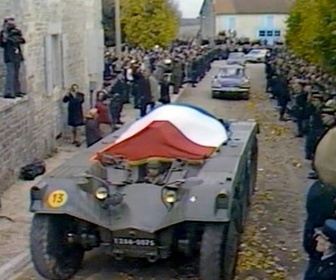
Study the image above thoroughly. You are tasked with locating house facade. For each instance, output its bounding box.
[200,0,293,43]
[0,0,104,191]
[199,0,216,43]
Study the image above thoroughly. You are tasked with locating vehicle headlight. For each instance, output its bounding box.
[212,80,221,87]
[240,80,250,88]
[164,190,177,204]
[95,187,109,200]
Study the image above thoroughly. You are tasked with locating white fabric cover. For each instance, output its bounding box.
[115,104,228,147]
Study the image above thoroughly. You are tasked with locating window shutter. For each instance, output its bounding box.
[44,35,53,95]
[61,34,69,88]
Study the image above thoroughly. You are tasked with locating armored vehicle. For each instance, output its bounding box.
[29,104,259,280]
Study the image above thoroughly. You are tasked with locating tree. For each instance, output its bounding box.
[286,0,336,73]
[102,0,116,46]
[120,0,179,49]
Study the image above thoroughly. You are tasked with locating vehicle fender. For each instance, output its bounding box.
[30,178,111,229]
[177,182,232,223]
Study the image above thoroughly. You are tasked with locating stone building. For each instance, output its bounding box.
[0,0,104,191]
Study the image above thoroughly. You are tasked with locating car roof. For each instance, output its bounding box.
[229,52,245,55]
[220,65,244,70]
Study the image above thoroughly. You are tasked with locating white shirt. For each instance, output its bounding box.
[126,68,133,81]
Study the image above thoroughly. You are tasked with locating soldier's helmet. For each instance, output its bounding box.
[147,160,161,169]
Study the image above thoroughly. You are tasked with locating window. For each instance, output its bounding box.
[264,15,274,28]
[44,34,65,94]
[226,16,236,30]
[267,30,273,36]
[259,30,265,37]
[274,30,281,37]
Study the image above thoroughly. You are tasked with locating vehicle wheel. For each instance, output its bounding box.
[251,139,258,194]
[223,223,239,280]
[30,214,84,280]
[199,224,227,280]
[232,199,245,233]
[200,223,239,280]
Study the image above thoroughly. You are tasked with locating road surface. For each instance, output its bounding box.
[15,61,309,279]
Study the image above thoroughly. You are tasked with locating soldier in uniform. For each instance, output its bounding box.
[190,57,198,87]
[144,160,165,185]
[171,57,183,95]
[305,219,336,280]
[305,92,325,161]
[303,181,336,279]
[293,80,309,137]
[108,75,124,131]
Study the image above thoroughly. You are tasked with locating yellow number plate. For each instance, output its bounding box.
[47,190,68,208]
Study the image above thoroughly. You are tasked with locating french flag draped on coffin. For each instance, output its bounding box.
[95,104,228,164]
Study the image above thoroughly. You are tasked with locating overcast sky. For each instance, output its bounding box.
[174,0,203,18]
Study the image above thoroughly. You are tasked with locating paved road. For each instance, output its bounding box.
[15,61,308,279]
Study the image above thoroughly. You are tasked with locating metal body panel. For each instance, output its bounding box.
[30,119,258,234]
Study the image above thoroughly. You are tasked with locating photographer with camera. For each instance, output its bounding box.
[0,17,25,99]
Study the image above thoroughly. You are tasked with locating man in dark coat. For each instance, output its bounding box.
[293,80,309,137]
[305,92,325,160]
[159,74,171,104]
[305,219,336,280]
[63,84,84,146]
[0,17,25,98]
[134,70,152,117]
[273,72,290,121]
[303,181,336,279]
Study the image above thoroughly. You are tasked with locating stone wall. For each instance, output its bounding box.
[0,0,104,192]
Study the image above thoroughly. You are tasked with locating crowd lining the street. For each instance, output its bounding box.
[62,40,336,277]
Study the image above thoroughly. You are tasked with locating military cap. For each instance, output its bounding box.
[316,219,336,244]
[321,107,336,115]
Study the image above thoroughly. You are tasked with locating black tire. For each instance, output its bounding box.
[251,138,258,194]
[30,214,84,280]
[200,223,239,280]
[223,223,239,279]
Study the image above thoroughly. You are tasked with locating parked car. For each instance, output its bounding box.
[211,65,250,99]
[226,52,246,65]
[245,49,269,63]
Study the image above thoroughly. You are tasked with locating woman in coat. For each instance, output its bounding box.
[95,90,113,135]
[63,84,84,146]
[84,108,102,148]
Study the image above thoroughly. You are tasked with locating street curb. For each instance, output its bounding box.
[0,84,189,280]
[0,251,31,280]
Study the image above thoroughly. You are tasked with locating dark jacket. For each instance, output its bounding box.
[159,80,170,104]
[134,73,152,105]
[304,181,336,257]
[305,254,336,280]
[63,92,85,127]
[0,28,25,63]
[85,118,102,147]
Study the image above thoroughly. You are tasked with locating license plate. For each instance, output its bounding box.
[114,238,156,246]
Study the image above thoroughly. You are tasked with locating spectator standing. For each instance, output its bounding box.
[0,17,26,98]
[84,108,102,147]
[63,84,84,146]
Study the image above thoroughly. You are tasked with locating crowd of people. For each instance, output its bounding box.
[63,42,227,147]
[62,39,336,278]
[266,50,336,279]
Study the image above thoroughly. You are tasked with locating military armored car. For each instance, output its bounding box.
[29,104,259,280]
